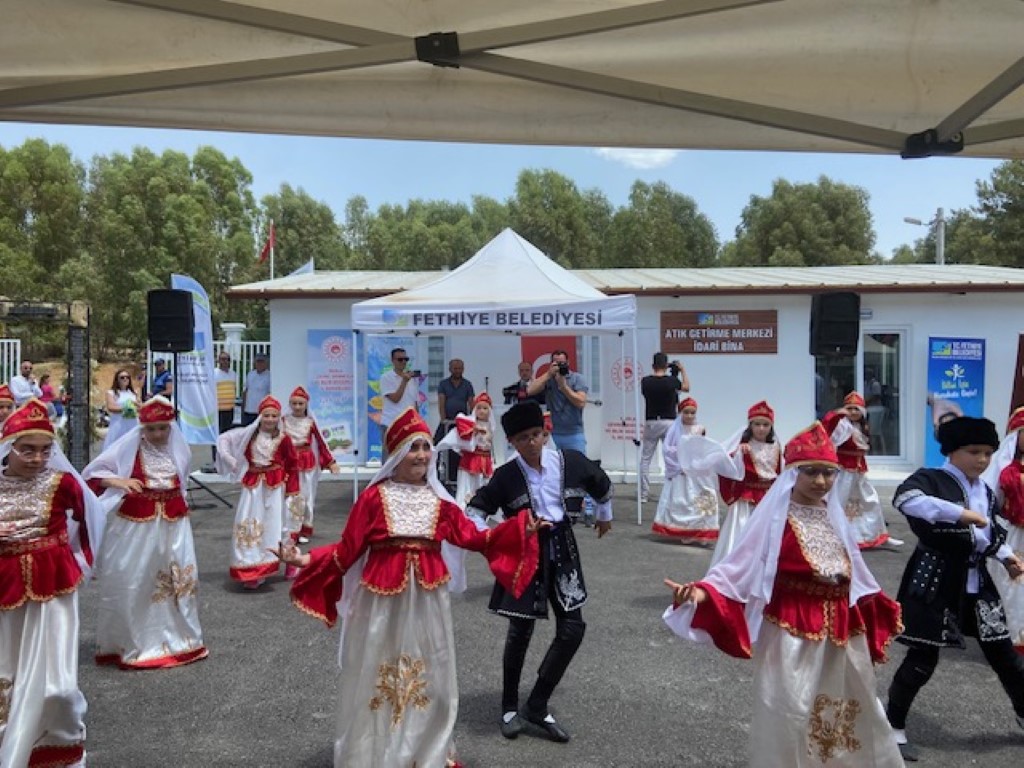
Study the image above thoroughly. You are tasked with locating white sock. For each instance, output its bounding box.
[503,711,518,724]
[543,714,555,724]
[892,728,908,745]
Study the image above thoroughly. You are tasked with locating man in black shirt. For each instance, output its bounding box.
[502,361,545,407]
[639,352,689,502]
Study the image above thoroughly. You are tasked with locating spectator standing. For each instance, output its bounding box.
[150,359,173,400]
[639,352,689,502]
[437,358,474,425]
[39,372,63,418]
[213,351,237,462]
[502,361,546,407]
[527,350,589,455]
[9,359,42,405]
[379,347,421,432]
[241,353,271,427]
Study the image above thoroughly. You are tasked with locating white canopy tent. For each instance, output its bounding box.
[2,0,1024,158]
[351,228,645,521]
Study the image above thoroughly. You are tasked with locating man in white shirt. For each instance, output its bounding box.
[380,348,420,432]
[10,360,42,405]
[241,353,271,426]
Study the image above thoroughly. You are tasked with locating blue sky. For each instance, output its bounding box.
[0,122,1002,259]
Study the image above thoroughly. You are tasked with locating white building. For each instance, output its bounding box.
[229,263,1024,474]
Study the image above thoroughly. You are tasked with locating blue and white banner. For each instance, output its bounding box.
[366,335,427,463]
[306,330,359,465]
[924,337,986,467]
[170,274,218,445]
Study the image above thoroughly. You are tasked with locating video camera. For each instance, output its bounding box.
[668,362,681,377]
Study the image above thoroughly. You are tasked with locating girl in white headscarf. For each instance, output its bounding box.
[0,398,104,768]
[84,396,207,669]
[275,406,542,768]
[664,422,904,767]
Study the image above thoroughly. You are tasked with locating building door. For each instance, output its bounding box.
[861,332,903,458]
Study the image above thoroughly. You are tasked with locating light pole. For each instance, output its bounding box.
[903,208,946,265]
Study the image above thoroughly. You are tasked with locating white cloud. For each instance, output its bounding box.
[593,148,679,170]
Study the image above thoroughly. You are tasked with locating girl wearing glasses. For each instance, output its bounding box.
[664,422,904,767]
[83,396,207,670]
[822,392,894,550]
[0,398,104,768]
[103,368,140,449]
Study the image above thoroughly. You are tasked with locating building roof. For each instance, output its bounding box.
[229,264,1024,300]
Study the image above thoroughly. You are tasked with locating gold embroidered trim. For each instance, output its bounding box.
[291,596,335,627]
[369,654,430,728]
[151,561,198,607]
[807,694,862,762]
[234,518,264,550]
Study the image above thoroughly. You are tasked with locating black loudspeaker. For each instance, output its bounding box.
[147,289,194,352]
[809,292,860,356]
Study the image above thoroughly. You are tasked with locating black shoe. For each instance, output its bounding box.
[500,713,525,740]
[898,742,920,762]
[524,710,570,743]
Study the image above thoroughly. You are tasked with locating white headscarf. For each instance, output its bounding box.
[664,466,882,649]
[82,418,192,516]
[0,433,106,577]
[215,417,265,482]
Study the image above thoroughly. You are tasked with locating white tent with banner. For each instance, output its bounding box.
[351,228,645,521]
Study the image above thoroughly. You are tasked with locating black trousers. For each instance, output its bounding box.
[888,610,1024,729]
[501,576,586,715]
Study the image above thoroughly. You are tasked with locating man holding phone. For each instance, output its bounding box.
[380,347,421,433]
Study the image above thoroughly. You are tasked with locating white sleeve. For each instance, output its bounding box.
[900,494,963,525]
[830,418,853,446]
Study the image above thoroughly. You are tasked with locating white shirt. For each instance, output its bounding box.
[242,369,271,413]
[9,374,42,405]
[515,447,612,523]
[380,370,419,427]
[901,460,1013,593]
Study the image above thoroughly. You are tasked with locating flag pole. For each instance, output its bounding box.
[269,218,275,279]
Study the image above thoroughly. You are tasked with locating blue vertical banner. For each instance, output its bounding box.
[925,337,986,467]
[170,274,218,444]
[306,330,359,465]
[366,335,427,463]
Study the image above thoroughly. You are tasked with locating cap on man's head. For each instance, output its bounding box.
[501,401,545,439]
[154,359,166,367]
[254,353,268,361]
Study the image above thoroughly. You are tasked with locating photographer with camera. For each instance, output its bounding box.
[380,347,422,437]
[639,352,690,502]
[527,350,589,455]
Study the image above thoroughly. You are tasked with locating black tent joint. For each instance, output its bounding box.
[415,32,461,69]
[901,128,964,159]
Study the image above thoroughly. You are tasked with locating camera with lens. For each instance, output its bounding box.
[556,362,570,376]
[668,362,681,377]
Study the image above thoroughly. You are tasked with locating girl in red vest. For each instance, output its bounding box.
[282,386,339,544]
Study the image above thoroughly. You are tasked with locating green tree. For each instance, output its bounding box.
[608,181,717,267]
[725,177,875,266]
[508,169,600,267]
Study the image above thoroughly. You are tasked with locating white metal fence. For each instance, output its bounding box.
[0,338,21,384]
[146,340,271,403]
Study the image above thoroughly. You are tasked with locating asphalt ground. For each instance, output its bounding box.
[76,473,1024,768]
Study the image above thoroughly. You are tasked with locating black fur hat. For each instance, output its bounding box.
[501,401,545,439]
[937,416,999,455]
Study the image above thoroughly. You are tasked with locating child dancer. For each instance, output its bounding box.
[983,405,1024,653]
[651,397,721,544]
[664,421,905,767]
[887,416,1024,761]
[712,400,781,566]
[822,392,894,549]
[84,396,207,669]
[216,395,300,588]
[438,392,498,511]
[282,386,339,544]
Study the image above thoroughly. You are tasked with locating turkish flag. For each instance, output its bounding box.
[258,223,275,262]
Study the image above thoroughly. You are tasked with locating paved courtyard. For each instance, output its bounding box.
[76,475,1024,767]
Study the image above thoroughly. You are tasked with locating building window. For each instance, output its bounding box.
[863,333,901,457]
[426,336,445,394]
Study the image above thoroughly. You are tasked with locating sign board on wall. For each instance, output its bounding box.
[924,337,986,467]
[660,311,778,354]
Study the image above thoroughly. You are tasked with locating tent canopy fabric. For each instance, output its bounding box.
[351,228,637,332]
[2,0,1024,158]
